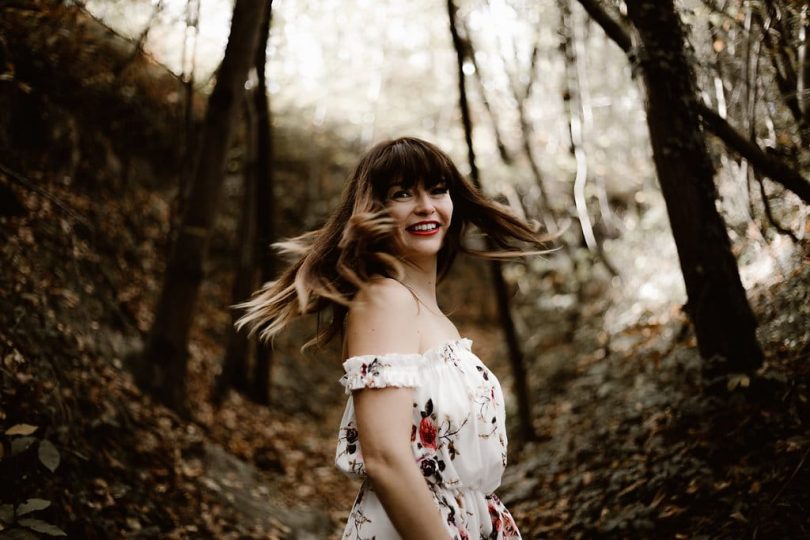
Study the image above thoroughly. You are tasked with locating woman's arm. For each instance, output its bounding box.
[347,279,450,540]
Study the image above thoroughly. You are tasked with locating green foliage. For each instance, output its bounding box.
[0,498,65,538]
[0,425,64,536]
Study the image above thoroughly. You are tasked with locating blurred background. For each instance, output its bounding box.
[1,0,808,538]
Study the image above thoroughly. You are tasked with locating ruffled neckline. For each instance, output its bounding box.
[420,337,473,358]
[342,337,473,369]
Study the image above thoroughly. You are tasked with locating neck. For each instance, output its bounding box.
[399,256,439,307]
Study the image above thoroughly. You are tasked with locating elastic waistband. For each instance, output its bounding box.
[430,482,493,497]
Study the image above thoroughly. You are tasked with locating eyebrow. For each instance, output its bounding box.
[386,180,446,193]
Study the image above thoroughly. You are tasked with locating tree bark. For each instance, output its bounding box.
[137,0,270,412]
[447,0,535,441]
[250,1,274,405]
[625,0,763,376]
[213,94,259,406]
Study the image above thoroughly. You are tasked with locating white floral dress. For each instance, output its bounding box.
[335,338,521,539]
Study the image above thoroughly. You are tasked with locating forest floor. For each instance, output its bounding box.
[2,161,809,539]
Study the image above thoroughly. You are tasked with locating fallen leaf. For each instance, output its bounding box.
[11,437,37,456]
[730,511,747,522]
[17,518,67,537]
[5,424,38,436]
[0,504,14,524]
[17,499,51,516]
[38,440,60,472]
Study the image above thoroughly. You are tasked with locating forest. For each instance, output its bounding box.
[0,0,808,538]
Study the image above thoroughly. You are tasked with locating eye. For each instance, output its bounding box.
[431,185,449,196]
[389,189,411,200]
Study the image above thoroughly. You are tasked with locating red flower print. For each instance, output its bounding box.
[502,512,519,536]
[419,416,437,450]
[488,501,502,532]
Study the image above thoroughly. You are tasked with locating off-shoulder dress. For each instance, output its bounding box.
[335,338,522,539]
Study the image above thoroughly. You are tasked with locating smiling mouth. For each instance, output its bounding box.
[406,222,440,235]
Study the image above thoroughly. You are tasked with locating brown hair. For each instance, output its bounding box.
[235,137,550,350]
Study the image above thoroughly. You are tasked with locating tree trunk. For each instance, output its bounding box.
[250,1,274,405]
[625,0,763,376]
[447,0,535,441]
[213,94,259,405]
[137,0,269,412]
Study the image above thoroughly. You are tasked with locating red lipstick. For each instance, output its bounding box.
[406,221,441,236]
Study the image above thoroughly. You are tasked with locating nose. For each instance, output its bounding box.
[413,189,435,215]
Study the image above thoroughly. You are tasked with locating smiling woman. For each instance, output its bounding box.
[235,137,549,538]
[386,180,454,263]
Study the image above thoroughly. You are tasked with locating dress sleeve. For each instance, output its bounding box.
[339,352,426,394]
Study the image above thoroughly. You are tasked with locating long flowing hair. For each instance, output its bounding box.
[235,137,550,350]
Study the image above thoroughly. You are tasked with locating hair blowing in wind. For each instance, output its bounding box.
[234,137,550,350]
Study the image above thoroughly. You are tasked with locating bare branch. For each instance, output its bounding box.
[576,0,810,205]
[756,171,800,242]
[698,102,810,205]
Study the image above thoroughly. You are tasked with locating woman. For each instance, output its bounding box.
[237,137,546,539]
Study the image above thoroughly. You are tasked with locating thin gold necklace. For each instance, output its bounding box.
[399,281,444,317]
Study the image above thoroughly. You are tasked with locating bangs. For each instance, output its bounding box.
[368,138,455,198]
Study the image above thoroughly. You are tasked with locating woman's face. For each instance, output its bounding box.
[384,180,454,263]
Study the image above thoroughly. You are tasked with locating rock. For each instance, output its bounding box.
[202,443,332,539]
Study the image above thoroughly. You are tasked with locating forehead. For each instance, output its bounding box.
[386,177,447,190]
[370,144,452,196]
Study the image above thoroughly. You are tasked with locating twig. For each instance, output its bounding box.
[756,172,800,242]
[768,446,810,508]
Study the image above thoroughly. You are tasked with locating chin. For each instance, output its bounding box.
[401,249,442,262]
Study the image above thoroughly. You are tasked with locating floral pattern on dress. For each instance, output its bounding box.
[336,339,521,539]
[336,420,364,475]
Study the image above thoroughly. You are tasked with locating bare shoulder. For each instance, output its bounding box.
[354,277,416,308]
[346,278,419,356]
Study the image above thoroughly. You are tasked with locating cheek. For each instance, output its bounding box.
[442,200,454,222]
[386,205,409,225]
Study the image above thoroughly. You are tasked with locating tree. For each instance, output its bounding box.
[576,0,810,205]
[250,1,276,404]
[213,0,275,406]
[624,0,763,376]
[447,0,535,441]
[213,92,260,405]
[136,0,270,412]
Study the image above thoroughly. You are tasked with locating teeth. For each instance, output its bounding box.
[411,223,438,231]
